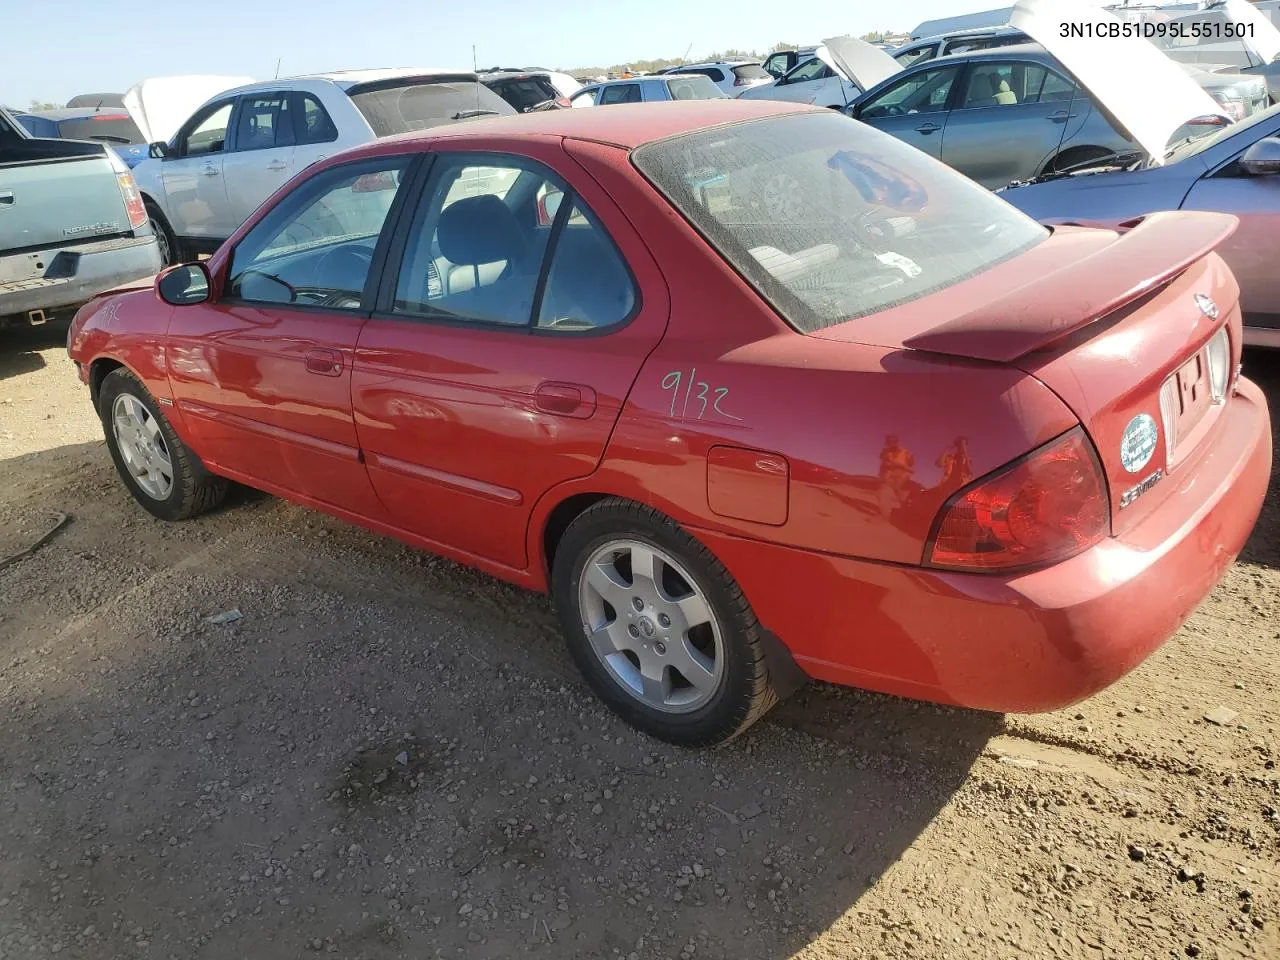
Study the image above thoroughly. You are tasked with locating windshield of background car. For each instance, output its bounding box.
[632,111,1048,333]
[348,80,516,135]
[1168,101,1280,162]
[58,115,145,144]
[665,76,727,100]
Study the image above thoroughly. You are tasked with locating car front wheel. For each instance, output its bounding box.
[552,499,778,746]
[98,368,226,521]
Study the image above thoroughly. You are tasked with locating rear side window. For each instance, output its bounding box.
[347,79,516,136]
[665,76,725,101]
[732,64,771,81]
[633,111,1046,333]
[16,115,57,138]
[235,95,294,150]
[537,200,636,332]
[294,94,338,144]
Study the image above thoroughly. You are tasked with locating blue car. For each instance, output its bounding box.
[13,108,148,168]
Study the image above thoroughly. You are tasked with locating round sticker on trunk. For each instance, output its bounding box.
[1120,413,1159,474]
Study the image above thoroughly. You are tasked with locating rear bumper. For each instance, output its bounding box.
[695,378,1272,713]
[0,236,160,321]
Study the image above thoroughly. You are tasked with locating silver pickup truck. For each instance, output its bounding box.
[1,105,161,330]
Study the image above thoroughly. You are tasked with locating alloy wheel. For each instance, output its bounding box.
[111,393,173,500]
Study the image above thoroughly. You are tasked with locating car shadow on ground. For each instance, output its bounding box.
[1239,349,1279,570]
[0,440,1001,960]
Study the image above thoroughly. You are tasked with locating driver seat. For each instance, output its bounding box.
[435,194,537,323]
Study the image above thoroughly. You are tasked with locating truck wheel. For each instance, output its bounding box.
[552,498,778,746]
[98,368,226,521]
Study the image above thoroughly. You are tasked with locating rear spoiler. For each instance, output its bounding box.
[903,211,1238,363]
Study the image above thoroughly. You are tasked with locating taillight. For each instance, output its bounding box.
[733,77,747,86]
[117,172,148,230]
[1210,94,1246,121]
[106,150,148,230]
[556,96,572,108]
[926,427,1109,572]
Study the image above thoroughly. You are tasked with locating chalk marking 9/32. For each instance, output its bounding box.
[660,369,743,422]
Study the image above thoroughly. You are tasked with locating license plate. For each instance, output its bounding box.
[1170,349,1212,444]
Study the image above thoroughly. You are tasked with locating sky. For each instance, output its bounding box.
[3,0,985,108]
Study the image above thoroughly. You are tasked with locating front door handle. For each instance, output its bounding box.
[304,348,343,377]
[0,191,13,207]
[267,160,287,172]
[535,381,596,419]
[202,164,220,177]
[1047,110,1070,123]
[915,121,941,134]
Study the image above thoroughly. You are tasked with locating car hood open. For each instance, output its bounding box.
[123,75,256,145]
[1011,0,1229,164]
[817,36,904,92]
[1220,0,1280,65]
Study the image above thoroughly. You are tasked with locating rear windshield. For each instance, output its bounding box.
[732,64,772,81]
[58,115,144,144]
[664,76,727,101]
[633,112,1047,333]
[491,76,558,110]
[348,80,516,137]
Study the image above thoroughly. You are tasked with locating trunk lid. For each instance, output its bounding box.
[0,140,129,253]
[812,211,1242,535]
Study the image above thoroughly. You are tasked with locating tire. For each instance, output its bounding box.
[551,498,777,746]
[98,368,226,521]
[144,198,183,266]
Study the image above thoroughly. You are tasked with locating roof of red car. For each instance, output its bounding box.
[379,99,817,151]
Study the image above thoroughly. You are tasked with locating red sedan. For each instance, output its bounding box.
[67,100,1272,745]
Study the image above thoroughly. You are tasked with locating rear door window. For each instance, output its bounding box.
[599,83,642,105]
[234,95,294,151]
[347,78,516,136]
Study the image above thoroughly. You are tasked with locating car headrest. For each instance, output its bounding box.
[437,194,527,266]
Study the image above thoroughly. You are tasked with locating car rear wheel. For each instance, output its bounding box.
[98,368,226,521]
[552,499,777,745]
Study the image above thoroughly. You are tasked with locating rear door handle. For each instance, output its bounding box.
[0,191,13,207]
[304,348,343,377]
[535,381,596,418]
[267,160,287,171]
[915,121,941,134]
[1047,110,1070,122]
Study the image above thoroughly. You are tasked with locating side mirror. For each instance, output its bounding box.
[148,141,169,159]
[1239,137,1280,177]
[156,262,211,306]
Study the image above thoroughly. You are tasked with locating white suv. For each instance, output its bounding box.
[658,61,773,97]
[132,69,515,264]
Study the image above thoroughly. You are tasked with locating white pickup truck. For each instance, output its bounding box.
[0,106,161,330]
[132,69,516,264]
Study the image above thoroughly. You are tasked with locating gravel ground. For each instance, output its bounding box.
[1,324,1278,960]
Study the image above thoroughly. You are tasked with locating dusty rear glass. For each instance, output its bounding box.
[58,116,145,144]
[632,111,1047,333]
[348,79,516,136]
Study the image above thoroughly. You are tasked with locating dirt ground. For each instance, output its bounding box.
[1,323,1277,960]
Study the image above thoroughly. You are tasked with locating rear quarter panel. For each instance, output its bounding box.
[556,138,1079,567]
